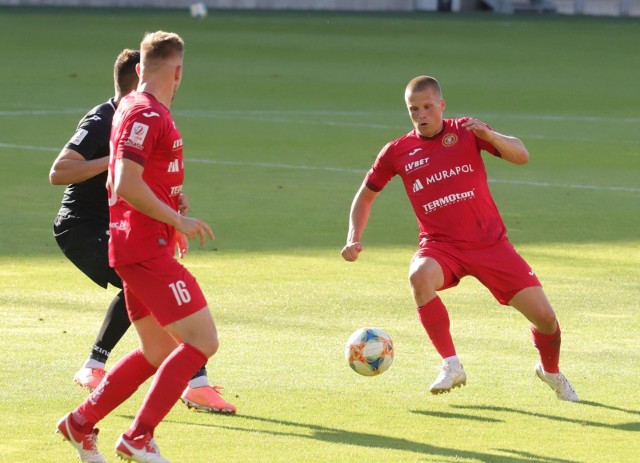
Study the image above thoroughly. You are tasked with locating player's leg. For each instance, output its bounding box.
[509,287,579,401]
[57,313,172,463]
[409,254,466,394]
[472,240,577,401]
[116,307,217,462]
[115,257,222,460]
[54,218,133,390]
[74,289,132,391]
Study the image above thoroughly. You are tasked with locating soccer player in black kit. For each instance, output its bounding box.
[49,48,236,415]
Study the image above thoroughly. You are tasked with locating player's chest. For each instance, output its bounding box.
[395,137,478,179]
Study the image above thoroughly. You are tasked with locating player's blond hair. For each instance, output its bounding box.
[405,75,442,97]
[140,31,184,66]
[113,48,140,95]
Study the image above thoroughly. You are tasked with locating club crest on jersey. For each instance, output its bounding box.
[125,122,149,149]
[442,133,458,147]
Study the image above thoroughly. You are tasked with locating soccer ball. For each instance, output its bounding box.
[345,327,394,376]
[190,2,207,19]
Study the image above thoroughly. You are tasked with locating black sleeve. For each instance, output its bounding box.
[64,111,111,161]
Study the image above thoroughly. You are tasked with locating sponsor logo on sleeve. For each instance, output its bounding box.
[124,122,149,149]
[143,111,160,118]
[69,128,88,145]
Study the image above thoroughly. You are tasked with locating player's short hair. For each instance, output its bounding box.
[405,76,442,97]
[114,49,140,95]
[140,31,184,65]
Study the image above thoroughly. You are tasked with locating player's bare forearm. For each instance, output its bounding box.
[114,159,214,248]
[114,158,182,228]
[342,184,378,262]
[488,132,529,165]
[462,118,529,165]
[49,149,109,185]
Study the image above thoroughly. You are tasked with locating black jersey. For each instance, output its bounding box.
[57,98,116,222]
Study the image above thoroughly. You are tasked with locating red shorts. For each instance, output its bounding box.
[414,238,541,305]
[115,254,207,326]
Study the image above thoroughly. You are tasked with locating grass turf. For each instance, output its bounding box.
[0,7,639,463]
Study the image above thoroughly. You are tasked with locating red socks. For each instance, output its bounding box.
[418,298,562,373]
[417,297,456,359]
[531,324,561,374]
[126,343,208,439]
[72,349,157,433]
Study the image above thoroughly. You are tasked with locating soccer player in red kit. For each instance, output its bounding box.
[49,48,235,416]
[342,75,578,402]
[57,31,225,463]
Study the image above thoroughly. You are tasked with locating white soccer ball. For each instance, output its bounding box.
[345,327,394,376]
[190,2,208,19]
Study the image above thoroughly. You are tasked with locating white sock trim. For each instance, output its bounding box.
[188,375,211,389]
[83,359,106,369]
[443,355,461,367]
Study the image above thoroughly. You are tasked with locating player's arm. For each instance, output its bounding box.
[49,148,109,185]
[341,183,379,262]
[113,158,214,247]
[462,118,529,165]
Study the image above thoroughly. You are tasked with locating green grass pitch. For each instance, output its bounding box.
[0,7,639,462]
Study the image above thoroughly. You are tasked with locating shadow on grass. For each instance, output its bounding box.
[162,413,576,463]
[578,400,640,416]
[411,409,503,423]
[453,404,640,432]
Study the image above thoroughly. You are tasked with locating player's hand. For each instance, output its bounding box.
[178,193,190,216]
[461,118,492,141]
[175,232,189,259]
[176,216,215,249]
[341,242,363,262]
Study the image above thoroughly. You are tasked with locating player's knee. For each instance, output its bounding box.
[408,265,439,293]
[535,312,558,334]
[193,333,218,358]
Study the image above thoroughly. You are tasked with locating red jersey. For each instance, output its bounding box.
[107,92,184,266]
[365,117,506,248]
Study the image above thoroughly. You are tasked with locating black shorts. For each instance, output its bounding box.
[53,214,122,289]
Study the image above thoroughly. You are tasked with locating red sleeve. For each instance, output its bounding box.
[116,111,162,167]
[478,136,500,157]
[365,142,396,192]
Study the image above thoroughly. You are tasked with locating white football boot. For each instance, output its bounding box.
[430,361,467,394]
[535,363,579,402]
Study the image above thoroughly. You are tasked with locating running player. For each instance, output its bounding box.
[57,31,231,463]
[341,75,578,402]
[50,48,235,415]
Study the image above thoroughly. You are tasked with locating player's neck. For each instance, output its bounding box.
[137,82,173,109]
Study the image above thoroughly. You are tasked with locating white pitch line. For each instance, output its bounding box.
[0,142,58,152]
[1,142,638,193]
[2,107,640,124]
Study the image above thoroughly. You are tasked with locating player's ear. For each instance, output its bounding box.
[135,63,141,77]
[441,98,446,113]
